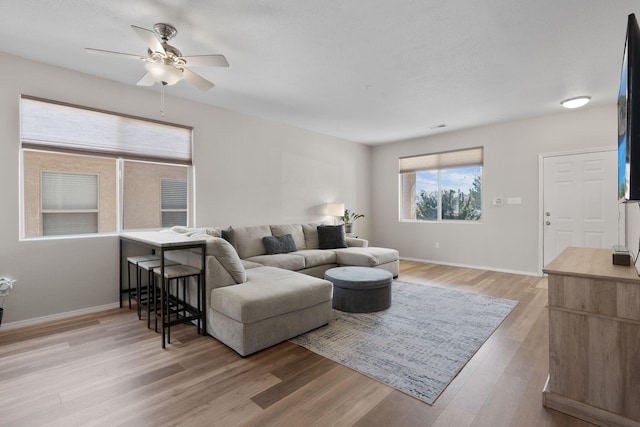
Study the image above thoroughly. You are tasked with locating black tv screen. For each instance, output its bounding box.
[619,13,640,201]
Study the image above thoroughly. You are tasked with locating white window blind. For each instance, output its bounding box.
[21,96,193,165]
[41,172,98,236]
[161,178,188,227]
[399,147,483,173]
[43,213,98,236]
[161,178,188,210]
[42,172,98,210]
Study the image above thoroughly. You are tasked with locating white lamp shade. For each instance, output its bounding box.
[326,203,345,216]
[145,62,183,85]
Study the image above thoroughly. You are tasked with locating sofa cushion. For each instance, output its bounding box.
[210,266,332,324]
[317,225,347,249]
[204,237,246,284]
[262,234,297,255]
[245,253,306,271]
[233,225,272,259]
[293,249,337,268]
[334,247,399,267]
[241,259,264,270]
[302,223,321,249]
[270,224,306,250]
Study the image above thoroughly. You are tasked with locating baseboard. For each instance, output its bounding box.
[399,256,540,277]
[0,302,120,331]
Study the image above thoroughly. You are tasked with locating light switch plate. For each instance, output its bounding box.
[507,197,522,205]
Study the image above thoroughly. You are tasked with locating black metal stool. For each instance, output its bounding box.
[136,258,178,321]
[126,254,160,309]
[152,264,203,347]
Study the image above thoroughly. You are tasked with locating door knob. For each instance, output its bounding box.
[546,221,551,226]
[546,212,551,217]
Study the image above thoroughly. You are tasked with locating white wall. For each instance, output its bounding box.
[371,104,618,275]
[0,53,371,326]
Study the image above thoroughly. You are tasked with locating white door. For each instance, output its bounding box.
[543,150,619,267]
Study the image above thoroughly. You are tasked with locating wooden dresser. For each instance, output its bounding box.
[543,247,640,427]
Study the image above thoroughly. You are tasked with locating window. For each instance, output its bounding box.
[20,96,193,239]
[121,160,189,230]
[41,172,98,236]
[161,178,188,227]
[400,147,483,222]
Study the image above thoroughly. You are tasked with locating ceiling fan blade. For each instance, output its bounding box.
[181,54,229,68]
[136,73,157,86]
[182,67,214,91]
[131,25,165,53]
[85,48,145,60]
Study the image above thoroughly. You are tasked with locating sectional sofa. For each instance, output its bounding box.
[164,223,399,356]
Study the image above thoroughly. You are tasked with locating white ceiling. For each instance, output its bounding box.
[0,1,637,145]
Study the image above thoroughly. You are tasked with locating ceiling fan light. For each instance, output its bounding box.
[145,61,183,85]
[560,96,591,109]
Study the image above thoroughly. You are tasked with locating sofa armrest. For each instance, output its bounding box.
[346,237,368,248]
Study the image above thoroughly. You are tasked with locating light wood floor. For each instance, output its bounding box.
[0,260,596,427]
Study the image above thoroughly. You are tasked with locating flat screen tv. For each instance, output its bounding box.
[619,13,640,201]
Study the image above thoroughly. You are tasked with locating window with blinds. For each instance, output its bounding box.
[399,147,483,222]
[161,178,188,227]
[20,96,193,239]
[41,172,98,236]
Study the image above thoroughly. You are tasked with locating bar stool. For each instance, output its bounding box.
[152,264,202,347]
[126,254,160,309]
[136,258,178,321]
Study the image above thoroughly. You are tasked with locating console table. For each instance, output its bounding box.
[119,232,207,348]
[543,247,640,427]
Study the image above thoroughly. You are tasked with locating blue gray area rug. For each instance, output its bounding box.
[290,280,518,404]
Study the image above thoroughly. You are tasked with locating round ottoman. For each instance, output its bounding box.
[325,266,393,313]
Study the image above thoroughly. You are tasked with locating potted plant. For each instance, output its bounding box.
[340,209,365,234]
[0,277,16,327]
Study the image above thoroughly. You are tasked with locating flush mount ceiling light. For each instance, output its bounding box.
[561,96,591,109]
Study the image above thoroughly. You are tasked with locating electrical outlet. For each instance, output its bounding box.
[492,197,503,206]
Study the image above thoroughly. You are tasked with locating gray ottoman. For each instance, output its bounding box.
[325,266,393,313]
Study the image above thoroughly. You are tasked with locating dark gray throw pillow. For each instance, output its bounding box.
[221,226,237,250]
[317,225,347,249]
[262,234,297,255]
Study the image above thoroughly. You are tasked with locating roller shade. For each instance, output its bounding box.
[399,147,483,173]
[21,96,192,165]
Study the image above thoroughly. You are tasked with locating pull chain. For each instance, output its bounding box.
[160,83,166,117]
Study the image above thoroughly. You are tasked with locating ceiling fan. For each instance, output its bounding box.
[86,23,228,91]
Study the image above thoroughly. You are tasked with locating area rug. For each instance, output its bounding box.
[289,280,518,404]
